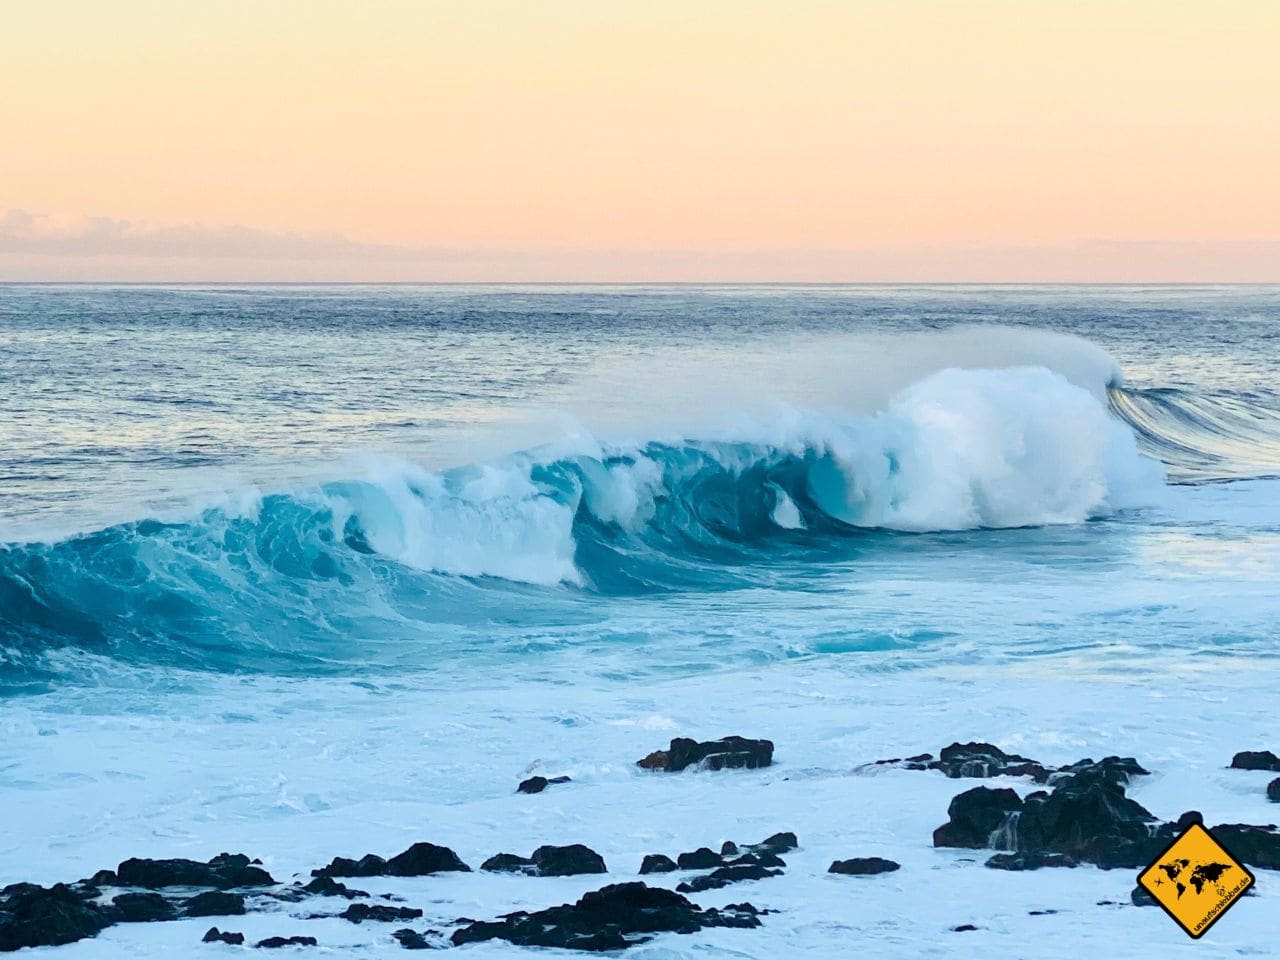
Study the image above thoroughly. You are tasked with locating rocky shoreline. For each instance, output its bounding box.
[3,735,1277,953]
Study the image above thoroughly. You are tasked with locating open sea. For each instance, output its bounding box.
[2,284,1279,957]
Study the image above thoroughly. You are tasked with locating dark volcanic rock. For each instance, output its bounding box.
[985,852,1078,870]
[312,854,387,878]
[532,844,608,877]
[929,742,1051,782]
[0,883,112,951]
[183,890,246,918]
[952,924,978,932]
[111,892,177,922]
[450,881,762,951]
[676,864,781,893]
[637,736,773,773]
[314,843,469,879]
[339,903,423,924]
[829,857,901,875]
[1231,750,1280,772]
[676,847,723,870]
[393,928,444,950]
[203,926,246,944]
[256,935,318,948]
[517,775,572,794]
[83,870,119,887]
[933,786,1024,849]
[1208,823,1280,869]
[116,852,274,889]
[639,854,677,875]
[481,853,537,875]
[749,832,798,854]
[301,876,367,899]
[386,842,471,877]
[1269,778,1280,803]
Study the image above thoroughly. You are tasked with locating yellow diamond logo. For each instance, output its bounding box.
[1137,822,1254,939]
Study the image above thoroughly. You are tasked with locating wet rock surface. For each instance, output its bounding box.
[0,883,112,951]
[518,775,572,794]
[1269,778,1280,803]
[256,934,318,948]
[111,892,177,923]
[203,926,246,944]
[480,845,607,877]
[116,853,275,889]
[637,736,774,773]
[1231,750,1280,772]
[829,857,901,875]
[450,882,763,951]
[313,842,470,878]
[339,903,424,924]
[183,890,247,917]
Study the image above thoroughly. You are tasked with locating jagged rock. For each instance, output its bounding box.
[339,903,423,924]
[481,853,537,875]
[256,935,318,948]
[311,854,387,878]
[532,844,607,877]
[676,864,781,893]
[748,832,798,854]
[1207,823,1280,869]
[183,890,246,917]
[933,786,1024,849]
[203,926,246,944]
[0,884,112,951]
[985,852,1078,870]
[1269,778,1280,803]
[393,928,444,950]
[929,742,1051,782]
[638,854,677,875]
[636,737,773,773]
[116,853,274,889]
[829,857,901,875]
[517,775,572,794]
[313,843,469,879]
[676,848,723,870]
[450,882,762,950]
[386,842,471,877]
[111,892,176,922]
[301,876,367,899]
[1231,750,1280,772]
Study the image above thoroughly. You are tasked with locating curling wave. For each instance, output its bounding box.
[1,367,1168,682]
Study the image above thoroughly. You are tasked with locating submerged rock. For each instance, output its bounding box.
[1269,778,1280,803]
[676,864,781,893]
[339,903,423,924]
[393,927,445,950]
[116,853,274,889]
[203,926,246,944]
[985,852,1078,870]
[183,890,246,917]
[930,743,1052,783]
[300,876,368,899]
[256,934,318,948]
[518,775,573,794]
[451,882,762,951]
[1231,750,1280,772]
[111,892,177,923]
[0,883,112,951]
[637,737,774,773]
[828,857,901,875]
[480,853,537,875]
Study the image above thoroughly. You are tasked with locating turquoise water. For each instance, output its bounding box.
[2,284,1280,692]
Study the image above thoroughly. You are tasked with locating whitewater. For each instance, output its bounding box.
[2,284,1280,957]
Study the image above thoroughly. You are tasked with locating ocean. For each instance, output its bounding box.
[2,284,1279,956]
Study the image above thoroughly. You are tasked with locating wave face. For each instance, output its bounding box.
[1109,385,1280,483]
[1,367,1167,684]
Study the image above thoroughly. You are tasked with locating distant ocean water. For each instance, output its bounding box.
[4,285,1280,958]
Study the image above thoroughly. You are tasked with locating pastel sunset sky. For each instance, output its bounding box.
[3,0,1278,281]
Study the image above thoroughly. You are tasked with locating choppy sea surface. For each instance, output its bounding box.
[2,285,1280,957]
